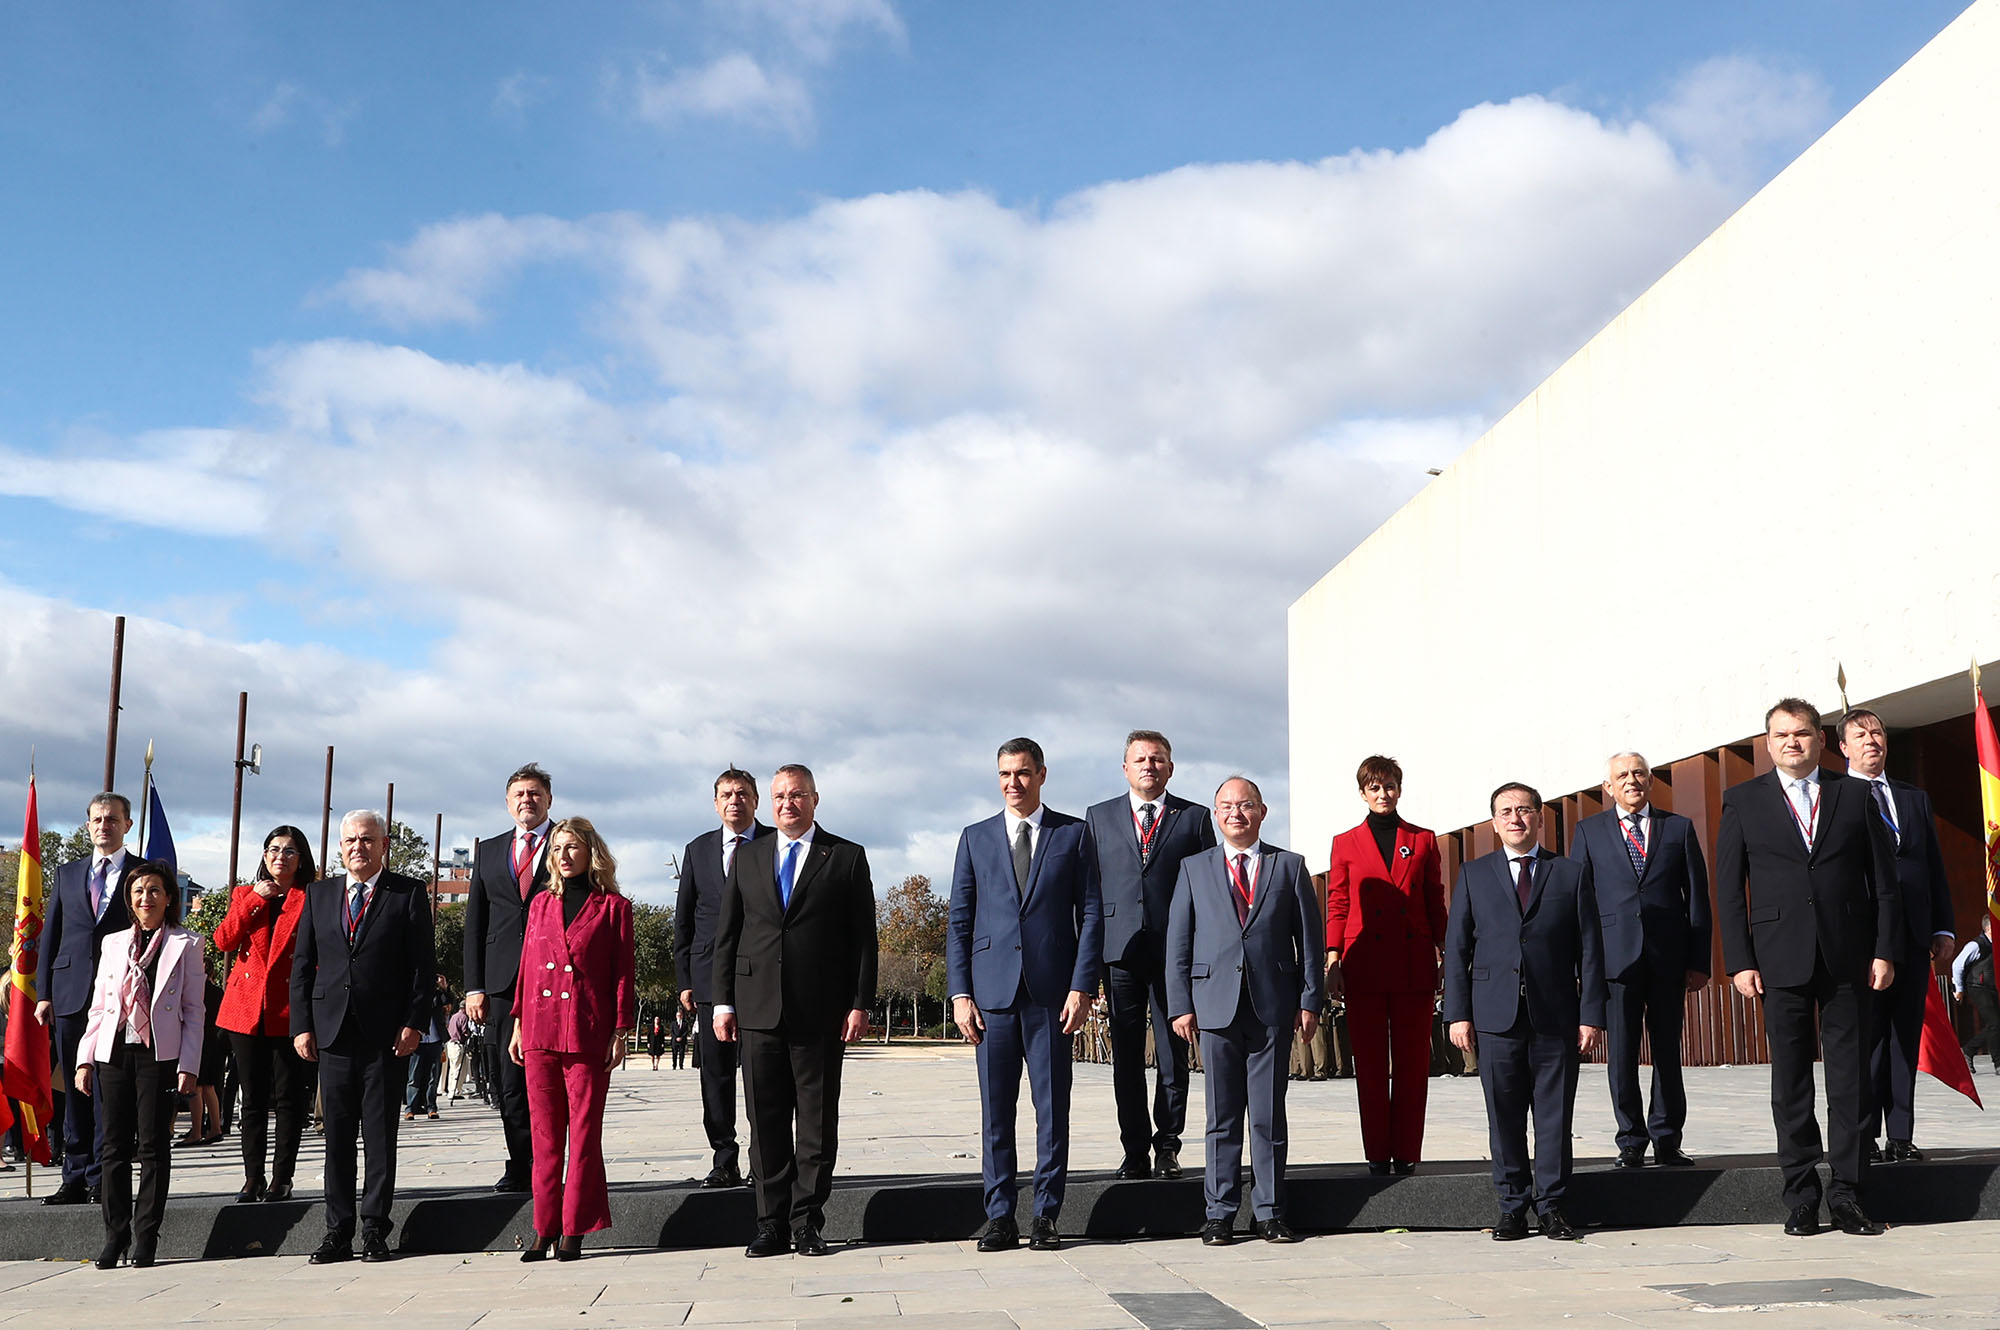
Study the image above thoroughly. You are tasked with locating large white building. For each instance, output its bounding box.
[1287,1,2000,1057]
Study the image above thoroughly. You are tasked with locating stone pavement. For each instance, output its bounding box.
[7,1045,2000,1327]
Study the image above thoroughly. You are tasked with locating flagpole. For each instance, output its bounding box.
[138,740,155,858]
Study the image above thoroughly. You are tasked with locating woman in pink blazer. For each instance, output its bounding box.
[75,860,206,1269]
[510,817,635,1262]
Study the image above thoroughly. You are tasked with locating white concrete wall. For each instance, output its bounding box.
[1288,0,2000,871]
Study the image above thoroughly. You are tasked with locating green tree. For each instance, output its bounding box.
[632,901,677,1020]
[387,820,434,879]
[434,902,466,992]
[184,885,231,982]
[876,874,947,1039]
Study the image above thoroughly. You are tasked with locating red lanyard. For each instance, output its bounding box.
[1782,781,1820,848]
[1226,853,1258,905]
[1133,804,1162,853]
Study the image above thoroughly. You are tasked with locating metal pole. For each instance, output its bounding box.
[103,615,125,791]
[227,692,248,888]
[137,741,154,857]
[385,782,395,833]
[320,746,335,873]
[432,813,443,918]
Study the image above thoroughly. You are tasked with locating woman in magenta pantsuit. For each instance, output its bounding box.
[510,816,635,1261]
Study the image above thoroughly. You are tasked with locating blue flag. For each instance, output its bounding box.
[146,784,178,873]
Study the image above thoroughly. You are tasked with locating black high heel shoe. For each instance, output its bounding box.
[555,1236,583,1262]
[96,1235,129,1270]
[520,1231,555,1263]
[131,1241,157,1269]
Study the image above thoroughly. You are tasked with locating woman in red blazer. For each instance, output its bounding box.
[510,817,636,1262]
[1325,755,1447,1174]
[211,825,316,1203]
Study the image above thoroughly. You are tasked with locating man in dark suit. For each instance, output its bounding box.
[1839,708,1956,1162]
[1087,729,1214,1180]
[1167,777,1322,1245]
[712,764,876,1258]
[1568,751,1710,1168]
[674,767,773,1188]
[1444,782,1605,1241]
[1718,697,1902,1237]
[33,792,138,1205]
[463,763,553,1193]
[949,737,1104,1254]
[292,810,436,1263]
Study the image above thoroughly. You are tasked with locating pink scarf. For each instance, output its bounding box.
[118,927,166,1048]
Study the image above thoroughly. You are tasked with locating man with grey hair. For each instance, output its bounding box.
[1567,752,1710,1168]
[293,810,436,1264]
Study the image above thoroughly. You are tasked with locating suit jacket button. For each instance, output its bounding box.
[560,992,569,1000]
[547,961,556,969]
[542,989,552,997]
[564,965,573,972]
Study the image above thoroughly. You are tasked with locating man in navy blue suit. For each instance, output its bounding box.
[1167,777,1322,1245]
[1444,782,1605,1241]
[1840,709,1956,1163]
[1087,730,1214,1180]
[948,738,1104,1253]
[34,792,139,1206]
[1568,752,1709,1168]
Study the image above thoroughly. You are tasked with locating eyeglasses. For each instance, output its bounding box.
[1216,801,1262,814]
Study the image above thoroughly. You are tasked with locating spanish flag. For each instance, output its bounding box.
[3,776,54,1163]
[1919,673,2000,1108]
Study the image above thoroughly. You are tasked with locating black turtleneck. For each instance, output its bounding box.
[562,881,589,927]
[1366,810,1400,868]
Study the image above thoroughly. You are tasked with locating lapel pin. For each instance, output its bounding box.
[1397,845,1412,859]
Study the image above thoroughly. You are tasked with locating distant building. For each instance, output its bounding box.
[433,845,473,907]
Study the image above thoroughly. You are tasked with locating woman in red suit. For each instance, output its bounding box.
[510,816,635,1262]
[1325,755,1447,1176]
[212,825,316,1203]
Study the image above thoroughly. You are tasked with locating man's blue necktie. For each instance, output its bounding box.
[778,841,801,909]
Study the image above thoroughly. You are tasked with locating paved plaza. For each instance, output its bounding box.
[5,1045,2000,1327]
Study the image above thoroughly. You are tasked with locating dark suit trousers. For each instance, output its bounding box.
[1866,945,1933,1144]
[976,999,1072,1220]
[1346,989,1433,1164]
[1198,1005,1290,1222]
[95,1036,178,1252]
[738,1025,844,1229]
[1967,985,2000,1064]
[482,988,534,1178]
[1605,957,1689,1152]
[55,1009,101,1188]
[1763,951,1870,1209]
[1476,1008,1579,1215]
[318,1029,408,1240]
[228,1030,311,1188]
[695,1001,742,1172]
[1105,942,1188,1159]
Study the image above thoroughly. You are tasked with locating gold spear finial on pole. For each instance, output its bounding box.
[1836,662,1849,714]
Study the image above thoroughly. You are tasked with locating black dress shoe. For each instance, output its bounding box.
[1614,1146,1647,1169]
[1154,1149,1184,1180]
[309,1235,354,1264]
[1253,1218,1298,1244]
[1830,1200,1885,1235]
[1537,1208,1578,1241]
[976,1216,1019,1252]
[264,1181,294,1202]
[1783,1204,1821,1236]
[701,1165,744,1189]
[360,1234,393,1263]
[792,1223,828,1257]
[745,1222,791,1258]
[1886,1139,1926,1163]
[1491,1211,1531,1241]
[1201,1218,1234,1246]
[521,1231,554,1262]
[1028,1216,1061,1251]
[1390,1160,1416,1176]
[42,1180,90,1206]
[1863,1141,1884,1164]
[1114,1157,1152,1180]
[492,1173,530,1194]
[1655,1147,1695,1167]
[96,1236,129,1270]
[236,1180,266,1203]
[89,1185,101,1206]
[555,1236,583,1262]
[1366,1160,1392,1177]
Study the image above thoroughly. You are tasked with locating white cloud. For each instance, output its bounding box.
[628,52,813,139]
[493,70,555,120]
[248,78,359,147]
[8,63,1815,899]
[1648,55,1834,187]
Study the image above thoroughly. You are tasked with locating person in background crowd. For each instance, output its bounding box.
[1086,730,1214,1182]
[36,792,140,1207]
[1567,753,1710,1168]
[647,1016,666,1071]
[466,765,555,1195]
[443,1001,472,1103]
[75,860,205,1268]
[1324,755,1446,1177]
[406,974,452,1121]
[513,817,636,1262]
[1839,709,1956,1164]
[178,977,227,1147]
[1444,783,1605,1243]
[1954,914,1999,1073]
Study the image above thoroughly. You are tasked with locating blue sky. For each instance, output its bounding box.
[0,0,1976,896]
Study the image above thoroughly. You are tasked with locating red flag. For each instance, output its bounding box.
[3,776,55,1163]
[1918,979,1982,1107]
